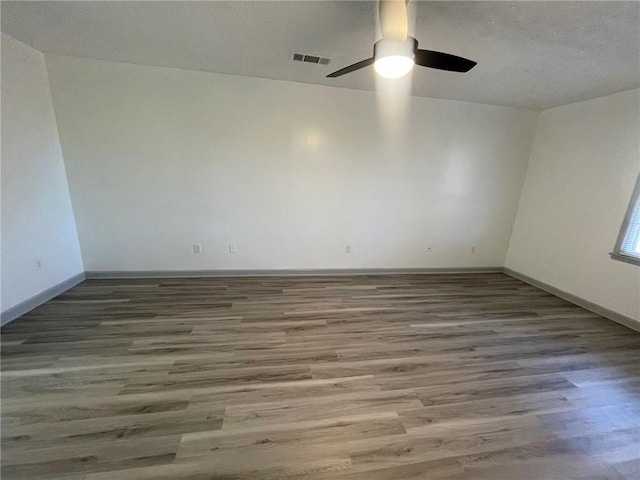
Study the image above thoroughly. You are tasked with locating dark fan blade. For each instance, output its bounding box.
[414,50,476,72]
[326,58,374,78]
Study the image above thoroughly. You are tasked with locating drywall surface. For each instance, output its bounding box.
[507,89,640,322]
[1,34,84,314]
[46,54,539,271]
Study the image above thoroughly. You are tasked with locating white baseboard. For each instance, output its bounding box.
[85,267,504,279]
[1,272,86,326]
[504,268,640,333]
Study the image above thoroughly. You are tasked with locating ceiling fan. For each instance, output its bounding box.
[327,0,477,79]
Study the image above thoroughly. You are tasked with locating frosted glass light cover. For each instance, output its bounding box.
[373,38,415,79]
[374,55,414,78]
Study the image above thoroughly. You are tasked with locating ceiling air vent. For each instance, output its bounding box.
[292,53,331,65]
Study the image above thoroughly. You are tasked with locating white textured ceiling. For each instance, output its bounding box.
[2,1,638,110]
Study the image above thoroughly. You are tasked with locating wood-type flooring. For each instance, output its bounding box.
[1,273,639,479]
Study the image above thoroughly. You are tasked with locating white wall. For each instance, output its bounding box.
[1,34,84,314]
[507,89,640,322]
[45,54,539,272]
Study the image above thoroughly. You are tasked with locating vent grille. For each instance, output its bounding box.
[292,53,331,65]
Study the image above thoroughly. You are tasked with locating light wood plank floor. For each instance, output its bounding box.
[1,273,639,479]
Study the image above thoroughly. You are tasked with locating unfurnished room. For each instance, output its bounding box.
[0,1,639,479]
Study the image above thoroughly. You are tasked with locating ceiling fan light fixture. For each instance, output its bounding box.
[373,37,416,79]
[374,56,414,78]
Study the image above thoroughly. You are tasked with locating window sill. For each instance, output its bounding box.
[610,252,640,266]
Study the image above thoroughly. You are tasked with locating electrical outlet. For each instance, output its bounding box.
[345,245,352,254]
[34,258,42,270]
[229,244,238,254]
[193,243,202,254]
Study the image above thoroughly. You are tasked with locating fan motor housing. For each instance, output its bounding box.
[373,37,418,60]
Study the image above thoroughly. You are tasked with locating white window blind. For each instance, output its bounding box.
[620,193,640,257]
[612,174,640,265]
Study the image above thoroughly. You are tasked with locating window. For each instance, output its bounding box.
[612,174,640,266]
